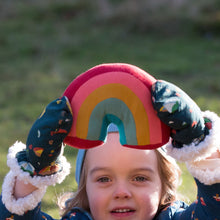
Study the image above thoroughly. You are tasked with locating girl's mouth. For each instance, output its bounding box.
[110,208,136,217]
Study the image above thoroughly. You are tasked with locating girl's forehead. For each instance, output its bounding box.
[86,133,158,168]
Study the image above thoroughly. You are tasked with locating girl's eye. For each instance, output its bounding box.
[97,177,111,183]
[133,176,148,182]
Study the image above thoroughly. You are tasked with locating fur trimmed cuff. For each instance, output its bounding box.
[2,171,47,215]
[186,158,220,185]
[165,111,220,162]
[7,141,71,188]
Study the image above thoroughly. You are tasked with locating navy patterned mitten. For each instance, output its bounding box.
[16,96,73,176]
[151,80,211,148]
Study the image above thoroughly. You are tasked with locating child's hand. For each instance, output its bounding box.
[16,96,73,176]
[151,80,211,148]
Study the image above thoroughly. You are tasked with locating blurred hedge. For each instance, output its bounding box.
[1,0,220,36]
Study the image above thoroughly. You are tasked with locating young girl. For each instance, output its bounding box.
[1,79,220,220]
[60,126,181,220]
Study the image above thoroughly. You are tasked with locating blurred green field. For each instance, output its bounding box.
[0,1,220,218]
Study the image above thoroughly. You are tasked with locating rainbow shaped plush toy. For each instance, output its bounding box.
[63,63,170,150]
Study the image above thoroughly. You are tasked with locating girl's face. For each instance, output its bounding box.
[86,133,162,220]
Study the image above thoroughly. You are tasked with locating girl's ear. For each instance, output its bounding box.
[63,63,170,150]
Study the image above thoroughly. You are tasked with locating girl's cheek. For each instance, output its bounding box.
[87,182,104,205]
[87,190,106,219]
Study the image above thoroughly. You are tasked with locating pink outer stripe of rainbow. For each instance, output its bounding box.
[63,63,155,100]
[71,71,161,144]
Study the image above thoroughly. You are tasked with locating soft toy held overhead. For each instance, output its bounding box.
[63,63,170,149]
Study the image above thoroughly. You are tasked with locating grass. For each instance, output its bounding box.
[0,1,220,218]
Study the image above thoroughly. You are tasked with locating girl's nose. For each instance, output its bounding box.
[113,182,132,199]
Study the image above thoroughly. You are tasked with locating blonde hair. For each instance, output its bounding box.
[155,149,181,214]
[60,149,181,217]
